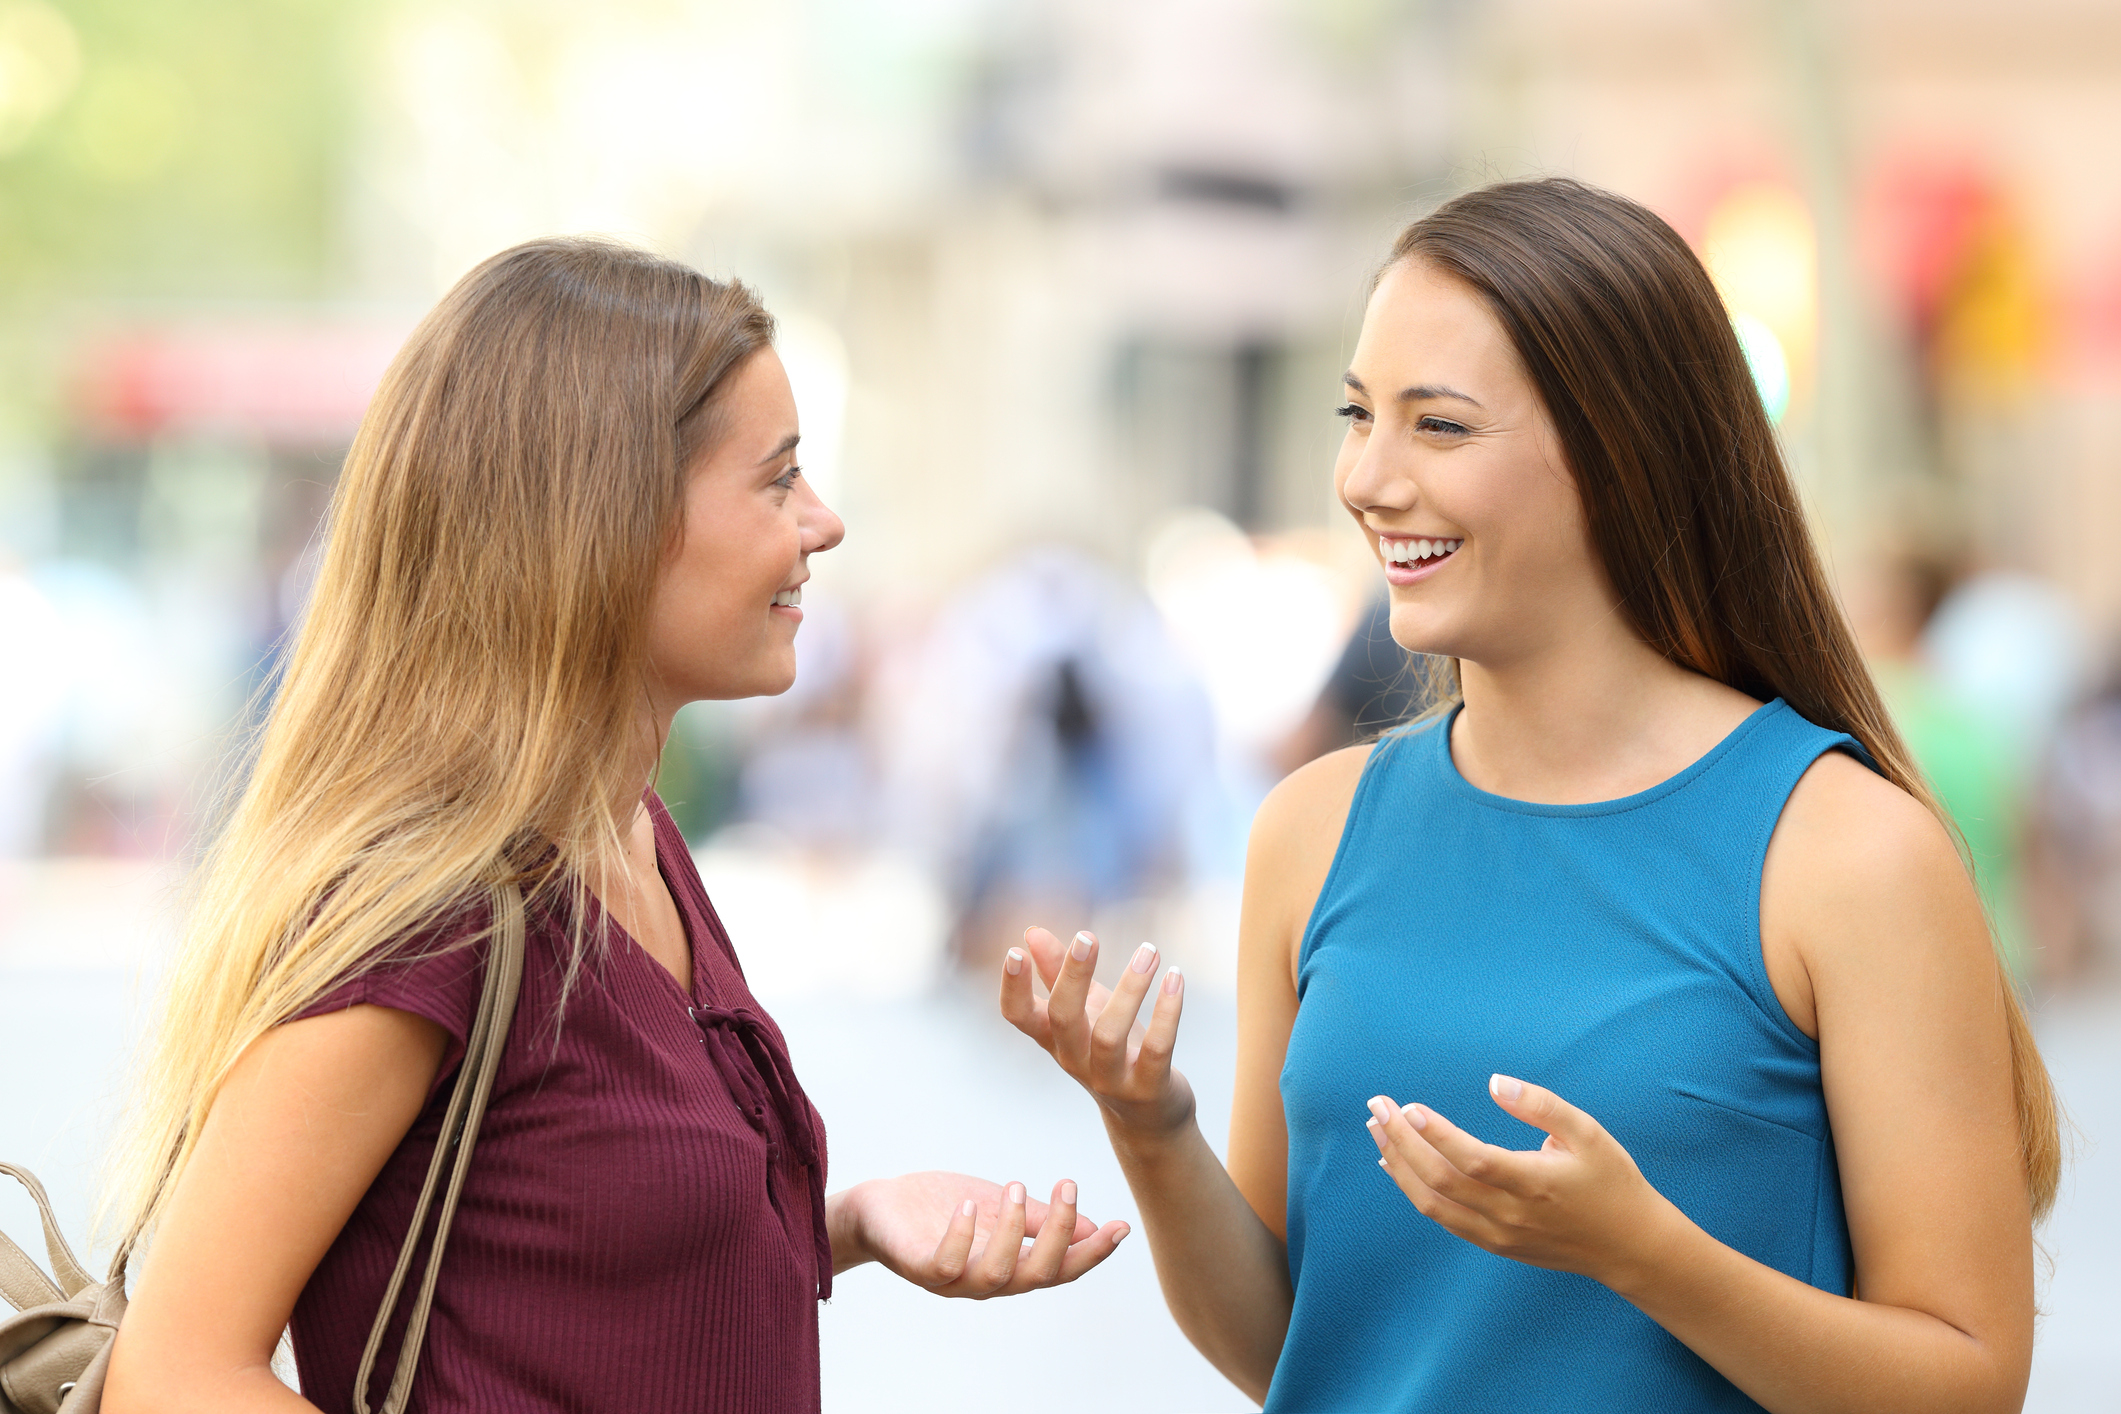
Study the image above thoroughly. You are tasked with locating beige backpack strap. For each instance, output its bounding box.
[0,1161,96,1306]
[351,883,526,1414]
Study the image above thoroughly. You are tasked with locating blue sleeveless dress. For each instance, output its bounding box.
[1269,699,1859,1411]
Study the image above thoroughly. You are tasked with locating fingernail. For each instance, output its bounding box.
[1162,965,1183,996]
[1004,948,1024,976]
[1070,932,1094,962]
[1113,1225,1130,1245]
[1008,1182,1025,1205]
[1408,1104,1429,1130]
[1060,1180,1077,1205]
[960,1199,975,1218]
[1130,942,1156,974]
[1367,1095,1393,1121]
[1490,1073,1524,1102]
[1364,1117,1379,1132]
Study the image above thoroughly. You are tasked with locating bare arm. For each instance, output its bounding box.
[999,745,1369,1404]
[104,1005,448,1414]
[1365,751,2035,1414]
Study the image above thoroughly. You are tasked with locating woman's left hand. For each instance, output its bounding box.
[1364,1075,1683,1290]
[834,1170,1130,1299]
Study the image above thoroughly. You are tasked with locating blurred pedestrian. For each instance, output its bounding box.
[878,547,1213,970]
[1849,551,2028,976]
[2025,652,2121,986]
[1000,179,2057,1412]
[100,238,1125,1414]
[1272,593,1434,775]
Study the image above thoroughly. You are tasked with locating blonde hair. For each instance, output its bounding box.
[104,236,775,1255]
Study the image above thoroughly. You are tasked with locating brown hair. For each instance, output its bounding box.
[1386,178,2060,1220]
[106,236,775,1251]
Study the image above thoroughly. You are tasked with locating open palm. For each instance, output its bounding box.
[1000,926,1195,1137]
[846,1169,1127,1299]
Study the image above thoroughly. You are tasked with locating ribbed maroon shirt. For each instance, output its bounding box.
[289,795,829,1412]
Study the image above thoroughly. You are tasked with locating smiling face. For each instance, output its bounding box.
[1335,259,1618,670]
[644,347,844,713]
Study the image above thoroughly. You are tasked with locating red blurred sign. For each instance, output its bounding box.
[1861,152,1999,338]
[71,321,412,443]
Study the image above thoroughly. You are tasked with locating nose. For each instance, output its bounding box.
[800,480,846,556]
[1340,431,1415,518]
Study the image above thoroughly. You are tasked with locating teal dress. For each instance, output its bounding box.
[1270,700,1859,1411]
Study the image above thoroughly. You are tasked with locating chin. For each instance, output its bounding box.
[758,654,800,697]
[691,652,799,703]
[1385,602,1466,660]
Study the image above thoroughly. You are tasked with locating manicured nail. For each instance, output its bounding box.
[1490,1073,1524,1102]
[1070,932,1094,962]
[1004,948,1024,976]
[1367,1096,1392,1121]
[1130,942,1156,974]
[1378,1157,1389,1170]
[1407,1104,1429,1131]
[1008,1182,1025,1205]
[1161,965,1183,996]
[1060,1180,1077,1205]
[960,1199,975,1217]
[1364,1117,1380,1132]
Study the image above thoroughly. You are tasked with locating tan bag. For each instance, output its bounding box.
[0,886,525,1414]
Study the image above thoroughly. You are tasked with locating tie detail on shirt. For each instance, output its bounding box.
[691,1004,833,1300]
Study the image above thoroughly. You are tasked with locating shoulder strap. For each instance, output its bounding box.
[0,1161,95,1309]
[352,882,527,1414]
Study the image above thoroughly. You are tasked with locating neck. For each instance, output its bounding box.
[1451,616,1756,805]
[621,695,679,826]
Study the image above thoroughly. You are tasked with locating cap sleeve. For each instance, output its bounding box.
[291,900,492,1099]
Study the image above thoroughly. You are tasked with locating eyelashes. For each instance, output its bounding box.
[774,464,803,489]
[1334,405,1469,438]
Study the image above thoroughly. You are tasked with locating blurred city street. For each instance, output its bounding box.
[4,0,2121,1408]
[2,861,2118,1412]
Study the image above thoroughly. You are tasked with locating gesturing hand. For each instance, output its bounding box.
[1364,1074,1684,1289]
[844,1170,1129,1299]
[998,926,1194,1138]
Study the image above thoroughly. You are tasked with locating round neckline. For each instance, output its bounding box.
[1425,697,1787,817]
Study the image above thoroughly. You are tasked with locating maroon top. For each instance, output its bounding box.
[289,795,830,1413]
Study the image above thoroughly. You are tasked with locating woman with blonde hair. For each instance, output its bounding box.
[1004,179,2060,1412]
[101,237,1126,1413]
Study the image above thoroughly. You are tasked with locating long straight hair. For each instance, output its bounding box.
[104,237,775,1253]
[1386,178,2061,1220]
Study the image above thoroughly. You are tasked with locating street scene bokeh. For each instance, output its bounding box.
[2,1,2118,1408]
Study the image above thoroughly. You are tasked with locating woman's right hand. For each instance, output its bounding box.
[999,927,1194,1139]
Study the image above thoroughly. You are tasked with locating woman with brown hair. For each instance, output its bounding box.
[1003,179,2058,1412]
[100,237,1126,1413]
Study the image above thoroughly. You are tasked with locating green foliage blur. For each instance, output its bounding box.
[0,0,362,415]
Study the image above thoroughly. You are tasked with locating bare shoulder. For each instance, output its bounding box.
[1770,748,1969,908]
[1242,741,1376,983]
[1762,747,1990,1035]
[1250,740,1376,862]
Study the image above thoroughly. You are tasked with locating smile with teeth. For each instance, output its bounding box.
[772,587,803,608]
[1381,536,1463,566]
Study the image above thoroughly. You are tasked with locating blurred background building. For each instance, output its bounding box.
[3,1,2120,1409]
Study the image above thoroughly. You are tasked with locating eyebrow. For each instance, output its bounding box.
[1342,371,1485,409]
[757,432,801,466]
